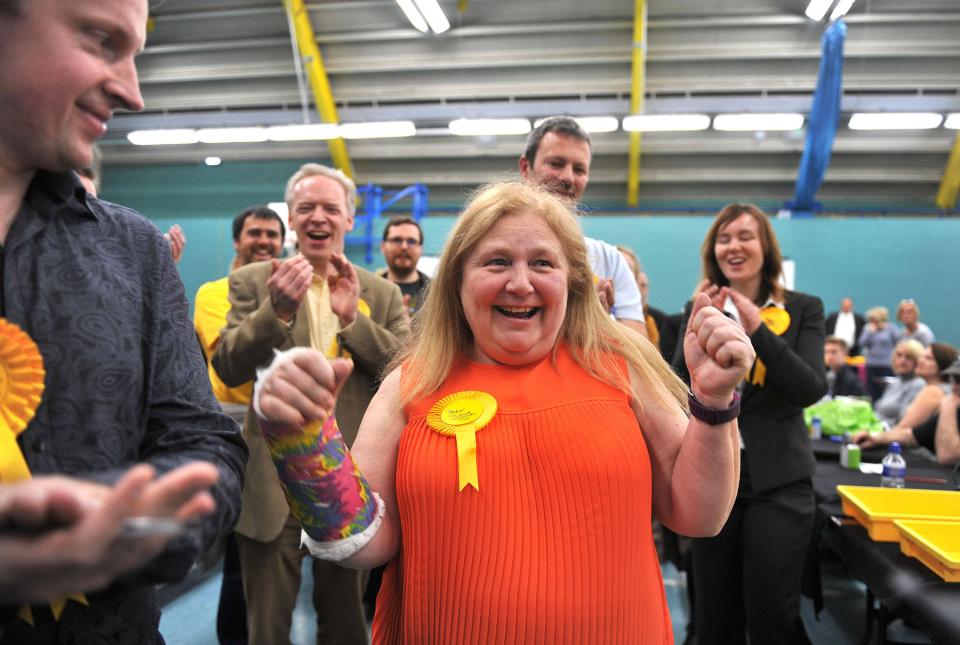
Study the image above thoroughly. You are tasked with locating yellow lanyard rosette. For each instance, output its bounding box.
[749,306,791,387]
[426,391,497,492]
[0,319,87,627]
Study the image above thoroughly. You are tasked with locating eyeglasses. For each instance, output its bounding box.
[385,237,421,247]
[898,299,916,306]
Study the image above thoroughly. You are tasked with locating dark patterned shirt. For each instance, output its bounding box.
[0,171,247,644]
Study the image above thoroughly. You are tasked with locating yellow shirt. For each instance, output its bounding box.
[194,277,253,404]
[305,275,341,359]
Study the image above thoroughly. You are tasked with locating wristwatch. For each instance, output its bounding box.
[688,391,741,425]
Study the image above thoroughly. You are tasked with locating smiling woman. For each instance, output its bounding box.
[252,180,756,644]
[672,202,828,645]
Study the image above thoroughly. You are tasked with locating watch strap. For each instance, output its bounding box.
[688,391,741,425]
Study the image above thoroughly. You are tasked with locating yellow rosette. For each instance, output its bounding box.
[0,319,87,628]
[749,307,792,387]
[0,319,44,483]
[426,391,497,492]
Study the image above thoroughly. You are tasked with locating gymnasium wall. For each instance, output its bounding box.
[103,161,959,347]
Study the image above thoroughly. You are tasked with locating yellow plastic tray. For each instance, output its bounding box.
[837,485,960,542]
[894,520,960,582]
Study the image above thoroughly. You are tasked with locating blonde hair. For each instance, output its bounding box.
[392,180,687,412]
[284,163,356,215]
[866,306,889,324]
[893,338,924,367]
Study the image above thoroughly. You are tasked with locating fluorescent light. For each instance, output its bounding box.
[945,113,960,129]
[533,116,619,133]
[395,0,428,32]
[204,156,222,166]
[622,114,710,132]
[449,118,531,136]
[266,123,340,141]
[848,112,943,130]
[805,0,833,20]
[575,116,619,133]
[196,127,267,143]
[338,121,416,139]
[713,113,804,131]
[829,0,856,20]
[127,129,199,145]
[413,0,450,34]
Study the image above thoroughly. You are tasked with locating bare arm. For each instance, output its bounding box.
[638,293,754,537]
[629,367,740,537]
[341,368,405,569]
[619,317,650,339]
[895,384,945,431]
[934,394,960,465]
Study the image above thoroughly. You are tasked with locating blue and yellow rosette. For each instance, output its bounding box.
[0,319,87,627]
[749,307,791,387]
[426,391,497,492]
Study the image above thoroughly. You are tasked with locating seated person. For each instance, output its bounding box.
[854,343,959,449]
[824,336,868,398]
[873,339,925,427]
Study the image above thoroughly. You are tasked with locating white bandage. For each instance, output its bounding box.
[300,493,386,561]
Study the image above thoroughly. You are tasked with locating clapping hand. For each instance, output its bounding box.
[683,293,755,408]
[0,463,218,604]
[329,253,360,327]
[698,281,761,334]
[268,255,313,322]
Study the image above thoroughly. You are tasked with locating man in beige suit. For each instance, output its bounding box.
[213,163,407,644]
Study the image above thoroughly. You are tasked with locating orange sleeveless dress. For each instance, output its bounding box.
[372,345,672,644]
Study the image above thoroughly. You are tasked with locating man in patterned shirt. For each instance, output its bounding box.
[0,0,247,642]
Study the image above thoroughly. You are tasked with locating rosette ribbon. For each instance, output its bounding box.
[0,319,87,628]
[426,391,497,491]
[748,307,791,387]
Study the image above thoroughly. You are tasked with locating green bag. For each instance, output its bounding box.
[804,397,884,437]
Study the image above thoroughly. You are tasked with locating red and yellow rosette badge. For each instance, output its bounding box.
[0,319,87,626]
[749,307,792,387]
[426,391,497,492]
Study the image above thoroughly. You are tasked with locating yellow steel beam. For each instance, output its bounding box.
[284,0,354,180]
[935,133,960,210]
[626,0,646,208]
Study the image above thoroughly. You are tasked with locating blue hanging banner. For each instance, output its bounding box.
[786,19,847,217]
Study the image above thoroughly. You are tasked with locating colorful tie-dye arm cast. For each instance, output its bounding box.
[262,412,381,550]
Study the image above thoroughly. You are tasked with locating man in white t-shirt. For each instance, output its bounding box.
[519,116,647,337]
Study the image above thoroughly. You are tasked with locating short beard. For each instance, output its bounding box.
[389,264,417,280]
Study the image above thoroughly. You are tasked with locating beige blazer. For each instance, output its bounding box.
[212,261,408,542]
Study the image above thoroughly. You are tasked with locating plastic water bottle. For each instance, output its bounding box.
[881,442,907,489]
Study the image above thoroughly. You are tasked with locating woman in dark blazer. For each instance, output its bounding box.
[672,203,827,645]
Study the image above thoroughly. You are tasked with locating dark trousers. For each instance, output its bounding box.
[691,475,815,645]
[217,533,247,645]
[866,365,894,402]
[237,516,369,645]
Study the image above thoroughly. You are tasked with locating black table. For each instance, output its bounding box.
[809,440,960,645]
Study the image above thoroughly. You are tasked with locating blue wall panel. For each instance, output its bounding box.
[102,163,959,347]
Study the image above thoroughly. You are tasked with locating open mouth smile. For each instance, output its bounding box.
[495,305,540,319]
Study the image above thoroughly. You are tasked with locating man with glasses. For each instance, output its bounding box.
[379,216,430,314]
